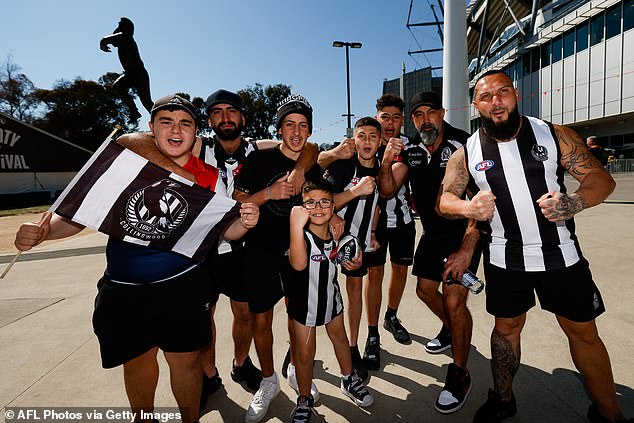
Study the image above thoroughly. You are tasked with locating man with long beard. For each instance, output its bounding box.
[378,91,480,414]
[439,70,630,423]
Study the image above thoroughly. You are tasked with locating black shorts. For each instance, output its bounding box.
[412,232,481,281]
[207,248,249,304]
[484,258,606,322]
[92,265,212,369]
[243,248,288,314]
[341,249,382,277]
[373,221,416,266]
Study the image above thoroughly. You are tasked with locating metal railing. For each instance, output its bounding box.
[607,159,634,173]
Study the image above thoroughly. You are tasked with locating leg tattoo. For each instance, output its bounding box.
[491,329,520,400]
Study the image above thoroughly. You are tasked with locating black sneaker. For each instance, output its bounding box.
[231,356,262,391]
[587,403,634,423]
[290,395,315,423]
[434,363,471,414]
[200,369,223,412]
[281,347,291,379]
[362,335,381,371]
[340,373,374,407]
[350,346,368,382]
[473,389,517,423]
[425,325,452,354]
[383,314,412,344]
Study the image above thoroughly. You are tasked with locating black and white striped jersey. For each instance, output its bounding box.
[378,135,413,229]
[326,158,380,252]
[287,230,343,327]
[199,136,257,254]
[465,115,582,272]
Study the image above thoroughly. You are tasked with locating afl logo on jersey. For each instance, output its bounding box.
[311,254,328,262]
[531,144,548,161]
[475,160,494,171]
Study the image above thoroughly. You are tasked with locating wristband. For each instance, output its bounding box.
[267,186,272,200]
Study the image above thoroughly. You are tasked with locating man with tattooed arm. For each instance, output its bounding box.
[439,70,630,423]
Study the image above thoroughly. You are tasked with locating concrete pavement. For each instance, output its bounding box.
[1,173,633,423]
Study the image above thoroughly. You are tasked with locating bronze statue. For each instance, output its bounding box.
[100,17,153,122]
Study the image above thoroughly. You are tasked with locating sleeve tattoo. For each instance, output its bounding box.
[442,147,469,197]
[555,125,602,178]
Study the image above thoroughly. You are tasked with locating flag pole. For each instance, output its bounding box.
[0,125,122,280]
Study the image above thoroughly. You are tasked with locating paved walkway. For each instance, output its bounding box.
[1,174,633,423]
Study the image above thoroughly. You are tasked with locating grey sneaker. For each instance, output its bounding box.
[341,373,374,407]
[290,395,315,423]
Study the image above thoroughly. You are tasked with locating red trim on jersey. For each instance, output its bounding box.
[183,155,220,191]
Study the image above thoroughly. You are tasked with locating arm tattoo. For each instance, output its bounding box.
[443,148,469,197]
[491,329,520,400]
[555,125,601,178]
[549,193,585,220]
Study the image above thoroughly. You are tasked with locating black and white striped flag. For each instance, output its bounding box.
[52,138,240,262]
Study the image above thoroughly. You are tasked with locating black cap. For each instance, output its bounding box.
[410,91,443,113]
[205,89,243,114]
[151,94,198,124]
[275,94,313,133]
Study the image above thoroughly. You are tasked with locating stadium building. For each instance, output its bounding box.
[466,0,634,157]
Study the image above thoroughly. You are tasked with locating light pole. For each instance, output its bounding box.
[332,41,362,138]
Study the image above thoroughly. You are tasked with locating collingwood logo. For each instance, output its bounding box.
[531,144,548,161]
[440,147,452,167]
[122,179,188,239]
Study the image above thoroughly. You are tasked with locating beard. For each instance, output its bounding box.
[417,123,439,146]
[212,121,243,141]
[480,105,521,141]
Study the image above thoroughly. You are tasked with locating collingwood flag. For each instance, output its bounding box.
[52,138,240,262]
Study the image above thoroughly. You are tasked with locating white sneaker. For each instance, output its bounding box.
[287,363,321,402]
[244,372,280,423]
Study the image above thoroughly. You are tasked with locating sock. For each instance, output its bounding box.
[262,372,278,383]
[385,306,397,318]
[368,325,379,337]
[288,363,295,373]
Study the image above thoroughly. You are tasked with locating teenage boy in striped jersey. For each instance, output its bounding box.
[439,70,629,423]
[324,117,384,381]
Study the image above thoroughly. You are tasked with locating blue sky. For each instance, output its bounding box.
[2,0,444,144]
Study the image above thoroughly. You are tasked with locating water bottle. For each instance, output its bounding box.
[444,259,485,294]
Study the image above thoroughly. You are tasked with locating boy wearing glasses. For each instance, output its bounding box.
[324,117,383,381]
[287,179,374,422]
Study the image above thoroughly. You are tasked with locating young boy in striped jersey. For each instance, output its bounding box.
[287,179,374,422]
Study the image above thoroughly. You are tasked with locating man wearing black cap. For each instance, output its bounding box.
[378,91,480,414]
[233,94,325,423]
[116,90,319,414]
[15,94,260,423]
[197,89,263,411]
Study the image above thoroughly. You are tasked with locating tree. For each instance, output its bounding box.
[0,55,38,122]
[32,73,138,151]
[238,83,291,140]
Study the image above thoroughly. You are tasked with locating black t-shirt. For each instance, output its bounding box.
[400,122,469,238]
[234,145,323,252]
